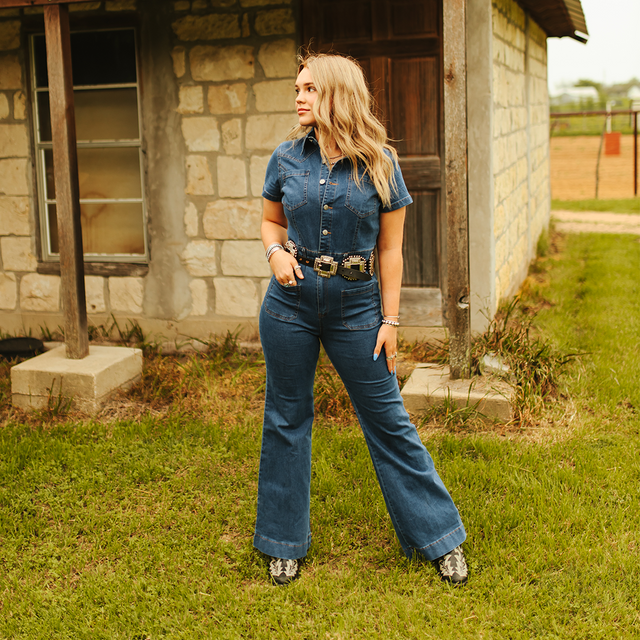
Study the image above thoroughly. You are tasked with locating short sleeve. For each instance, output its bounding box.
[381,157,413,213]
[262,149,282,202]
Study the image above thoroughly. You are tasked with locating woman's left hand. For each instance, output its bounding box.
[373,323,398,374]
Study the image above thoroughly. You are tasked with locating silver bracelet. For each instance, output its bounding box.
[381,319,400,327]
[265,243,284,262]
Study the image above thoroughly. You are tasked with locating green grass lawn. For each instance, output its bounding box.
[552,197,640,214]
[1,233,640,639]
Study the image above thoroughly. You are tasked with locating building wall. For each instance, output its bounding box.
[491,0,550,303]
[0,0,298,341]
[0,0,552,341]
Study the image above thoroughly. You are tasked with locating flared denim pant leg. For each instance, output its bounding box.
[254,273,466,561]
[253,283,320,559]
[320,321,466,561]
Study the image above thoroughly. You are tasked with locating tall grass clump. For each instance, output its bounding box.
[401,296,577,426]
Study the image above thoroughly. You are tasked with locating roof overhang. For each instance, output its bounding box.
[517,0,589,43]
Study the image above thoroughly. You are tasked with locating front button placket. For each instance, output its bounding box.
[318,162,336,254]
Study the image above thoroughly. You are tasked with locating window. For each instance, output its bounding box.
[31,28,147,262]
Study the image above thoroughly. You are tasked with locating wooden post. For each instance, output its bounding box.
[634,110,638,197]
[44,4,88,359]
[442,0,471,380]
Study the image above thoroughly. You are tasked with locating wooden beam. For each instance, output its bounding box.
[0,0,90,7]
[44,3,89,359]
[442,0,471,380]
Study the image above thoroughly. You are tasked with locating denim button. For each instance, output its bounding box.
[320,179,326,185]
[323,204,329,210]
[322,229,328,236]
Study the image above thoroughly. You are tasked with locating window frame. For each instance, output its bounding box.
[29,26,149,264]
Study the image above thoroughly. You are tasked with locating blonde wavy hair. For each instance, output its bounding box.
[288,53,399,208]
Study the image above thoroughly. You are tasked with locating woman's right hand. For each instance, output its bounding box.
[270,250,304,286]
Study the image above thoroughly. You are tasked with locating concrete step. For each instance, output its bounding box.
[401,363,513,422]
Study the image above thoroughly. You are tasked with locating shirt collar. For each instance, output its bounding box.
[301,128,319,152]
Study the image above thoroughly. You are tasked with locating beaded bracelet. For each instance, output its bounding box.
[265,243,284,262]
[382,319,400,327]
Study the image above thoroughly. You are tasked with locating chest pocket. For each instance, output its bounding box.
[281,170,310,211]
[345,175,379,218]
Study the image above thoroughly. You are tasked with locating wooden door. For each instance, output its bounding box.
[301,0,443,288]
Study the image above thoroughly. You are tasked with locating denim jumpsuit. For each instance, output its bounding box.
[254,131,466,561]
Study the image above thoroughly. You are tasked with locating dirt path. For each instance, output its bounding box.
[552,210,640,235]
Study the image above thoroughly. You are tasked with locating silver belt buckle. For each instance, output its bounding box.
[314,255,338,278]
[341,255,366,281]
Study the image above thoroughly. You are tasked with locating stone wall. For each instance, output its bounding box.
[491,0,550,302]
[0,1,298,340]
[170,0,298,324]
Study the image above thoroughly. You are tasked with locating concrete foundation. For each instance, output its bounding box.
[11,345,143,413]
[401,363,513,422]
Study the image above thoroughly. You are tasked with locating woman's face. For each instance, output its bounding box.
[295,67,318,127]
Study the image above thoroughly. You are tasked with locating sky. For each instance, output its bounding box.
[547,0,640,95]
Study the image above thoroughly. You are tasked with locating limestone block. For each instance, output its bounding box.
[494,233,507,271]
[203,198,262,239]
[221,240,271,277]
[258,39,297,78]
[222,119,242,155]
[246,114,297,150]
[182,117,220,151]
[0,124,28,158]
[181,240,217,276]
[0,55,21,91]
[0,94,8,119]
[186,155,214,195]
[260,277,270,302]
[507,71,525,107]
[0,20,19,51]
[189,278,208,315]
[214,277,258,317]
[217,157,247,198]
[211,0,237,7]
[173,14,241,41]
[191,45,255,82]
[177,85,204,114]
[85,275,106,314]
[172,46,186,78]
[250,154,270,197]
[13,91,25,120]
[174,0,190,10]
[254,79,295,113]
[23,7,43,14]
[109,277,144,314]
[20,274,60,311]
[184,202,199,237]
[254,9,295,36]
[192,0,207,8]
[0,196,30,235]
[207,83,247,114]
[106,0,137,11]
[504,43,524,73]
[493,204,506,236]
[241,13,250,37]
[0,9,19,16]
[0,159,28,195]
[0,271,16,309]
[1,236,36,271]
[69,2,102,10]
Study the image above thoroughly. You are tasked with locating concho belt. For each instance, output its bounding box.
[284,240,374,281]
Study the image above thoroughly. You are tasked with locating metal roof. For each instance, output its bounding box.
[518,0,588,42]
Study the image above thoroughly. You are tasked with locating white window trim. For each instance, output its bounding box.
[29,27,149,264]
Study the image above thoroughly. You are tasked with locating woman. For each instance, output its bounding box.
[255,53,468,586]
